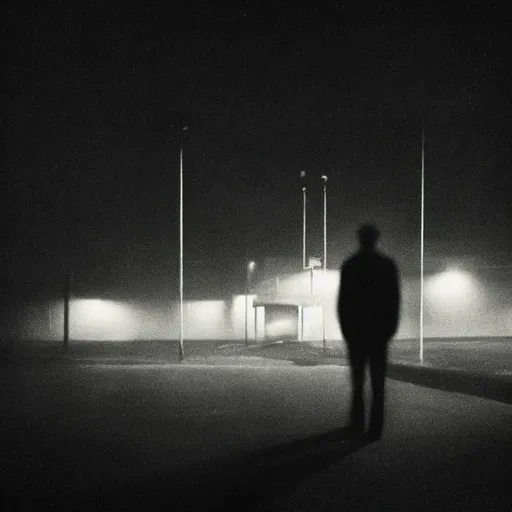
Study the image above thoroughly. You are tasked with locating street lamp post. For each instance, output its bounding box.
[321,174,328,354]
[322,174,328,273]
[300,171,307,269]
[245,261,256,347]
[177,114,188,362]
[419,122,425,363]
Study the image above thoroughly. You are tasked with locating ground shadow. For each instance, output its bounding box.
[28,427,368,511]
[216,426,368,511]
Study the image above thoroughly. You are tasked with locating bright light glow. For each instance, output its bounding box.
[184,300,226,339]
[232,295,256,338]
[186,301,225,324]
[75,299,107,319]
[248,261,256,271]
[266,318,296,338]
[302,306,323,340]
[438,269,470,291]
[71,299,135,340]
[425,269,477,310]
[253,270,340,300]
[232,295,255,314]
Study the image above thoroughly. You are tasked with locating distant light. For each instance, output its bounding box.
[71,299,135,340]
[266,318,296,338]
[248,261,256,271]
[186,300,225,324]
[232,295,256,337]
[321,175,328,182]
[73,299,109,320]
[435,269,471,293]
[425,269,477,309]
[233,294,256,314]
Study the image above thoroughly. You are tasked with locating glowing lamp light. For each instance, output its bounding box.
[71,299,135,340]
[425,269,477,310]
[433,269,472,295]
[186,301,225,324]
[75,299,108,320]
[266,318,296,338]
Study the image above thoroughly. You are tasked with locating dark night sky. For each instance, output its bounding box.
[3,0,512,301]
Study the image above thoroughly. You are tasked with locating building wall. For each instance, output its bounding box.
[1,267,511,343]
[253,268,512,343]
[0,299,232,342]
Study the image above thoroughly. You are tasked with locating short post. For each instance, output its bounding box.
[63,273,71,353]
[245,290,249,347]
[322,304,326,355]
[299,305,303,342]
[245,261,256,347]
[254,306,258,343]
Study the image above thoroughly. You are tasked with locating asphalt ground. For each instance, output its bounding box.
[1,360,511,511]
[2,337,512,404]
[3,338,512,374]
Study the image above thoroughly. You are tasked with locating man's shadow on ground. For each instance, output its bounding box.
[49,426,369,511]
[214,426,369,510]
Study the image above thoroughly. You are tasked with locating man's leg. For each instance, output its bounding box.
[369,342,388,439]
[348,344,366,433]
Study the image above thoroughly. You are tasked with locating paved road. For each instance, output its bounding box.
[388,339,512,376]
[1,360,511,510]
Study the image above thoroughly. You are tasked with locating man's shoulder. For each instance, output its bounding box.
[378,252,397,267]
[375,254,399,276]
[342,251,397,271]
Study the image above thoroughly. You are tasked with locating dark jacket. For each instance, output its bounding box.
[338,249,400,344]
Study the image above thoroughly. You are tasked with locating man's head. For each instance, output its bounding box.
[357,223,380,249]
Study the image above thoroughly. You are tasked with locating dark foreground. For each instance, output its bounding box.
[1,359,511,511]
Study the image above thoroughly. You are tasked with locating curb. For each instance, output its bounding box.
[387,363,512,405]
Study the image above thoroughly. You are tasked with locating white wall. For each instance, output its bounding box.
[256,269,512,342]
[1,267,511,343]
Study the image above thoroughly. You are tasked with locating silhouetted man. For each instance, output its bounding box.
[337,224,400,440]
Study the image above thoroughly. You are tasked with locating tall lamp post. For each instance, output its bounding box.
[177,114,189,362]
[245,261,256,347]
[321,174,328,353]
[419,122,425,363]
[322,174,328,273]
[300,170,307,269]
